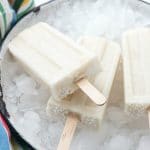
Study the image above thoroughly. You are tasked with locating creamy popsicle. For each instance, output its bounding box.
[49,36,121,150]
[122,28,150,120]
[47,36,121,127]
[8,22,106,105]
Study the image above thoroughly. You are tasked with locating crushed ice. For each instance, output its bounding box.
[2,0,150,149]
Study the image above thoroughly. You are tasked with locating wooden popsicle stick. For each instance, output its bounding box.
[148,108,150,128]
[57,113,80,150]
[76,78,106,106]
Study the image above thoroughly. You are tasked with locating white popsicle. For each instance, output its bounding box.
[122,28,150,124]
[8,22,106,105]
[49,36,121,150]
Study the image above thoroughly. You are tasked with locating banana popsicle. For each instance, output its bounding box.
[8,22,106,105]
[47,36,121,127]
[49,36,121,150]
[123,28,150,121]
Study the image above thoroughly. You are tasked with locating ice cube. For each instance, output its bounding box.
[137,135,150,150]
[6,85,18,103]
[18,111,41,136]
[14,74,37,95]
[106,106,129,127]
[105,135,132,150]
[71,128,100,150]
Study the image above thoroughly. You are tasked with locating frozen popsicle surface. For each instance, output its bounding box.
[47,36,121,127]
[123,28,150,115]
[8,22,99,101]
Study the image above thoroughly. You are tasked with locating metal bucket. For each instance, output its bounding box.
[0,0,65,149]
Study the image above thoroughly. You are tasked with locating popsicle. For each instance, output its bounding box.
[122,28,150,126]
[8,22,106,105]
[46,36,121,150]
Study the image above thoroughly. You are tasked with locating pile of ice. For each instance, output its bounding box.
[2,0,150,149]
[47,0,150,41]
